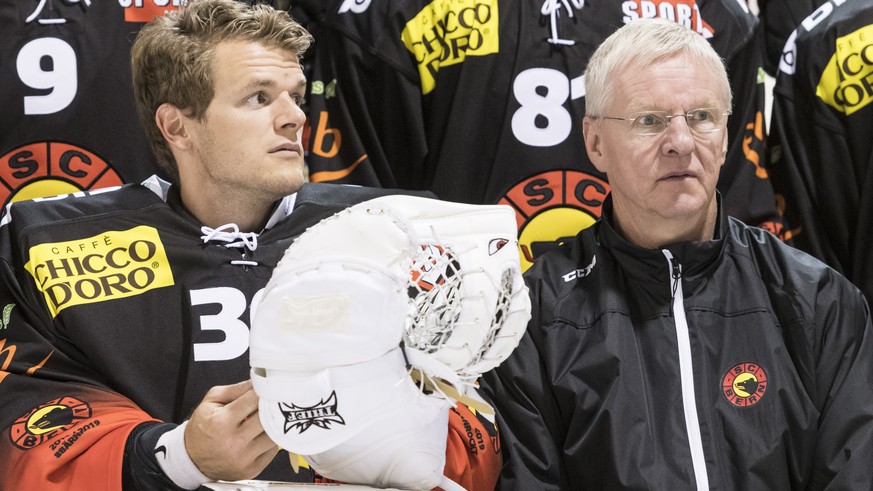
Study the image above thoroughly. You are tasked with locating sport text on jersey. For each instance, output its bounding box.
[119,0,182,23]
[24,226,175,317]
[621,1,714,38]
[401,0,499,94]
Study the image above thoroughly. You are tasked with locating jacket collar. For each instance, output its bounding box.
[596,193,728,294]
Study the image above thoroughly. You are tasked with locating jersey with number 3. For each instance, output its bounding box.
[0,178,503,489]
[301,0,783,270]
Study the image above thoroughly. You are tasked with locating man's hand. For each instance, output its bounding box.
[185,380,280,481]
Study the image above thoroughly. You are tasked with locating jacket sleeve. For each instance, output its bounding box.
[0,228,160,490]
[805,276,873,488]
[479,275,568,490]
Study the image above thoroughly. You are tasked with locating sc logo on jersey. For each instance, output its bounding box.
[499,170,609,271]
[10,396,92,450]
[0,141,124,209]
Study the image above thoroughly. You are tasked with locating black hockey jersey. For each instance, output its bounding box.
[0,179,340,487]
[757,0,827,76]
[0,179,500,489]
[299,0,783,272]
[0,0,182,207]
[767,0,873,303]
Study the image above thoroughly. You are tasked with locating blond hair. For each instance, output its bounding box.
[131,0,312,182]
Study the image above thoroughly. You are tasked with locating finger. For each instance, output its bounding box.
[251,427,280,455]
[252,436,281,468]
[203,380,253,405]
[222,385,261,423]
[239,407,282,445]
[231,428,280,476]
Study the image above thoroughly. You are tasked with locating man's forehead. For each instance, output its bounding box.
[611,58,725,110]
[212,40,305,84]
[213,40,302,69]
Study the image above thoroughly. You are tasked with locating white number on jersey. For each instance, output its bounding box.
[17,37,78,115]
[511,68,585,147]
[192,287,250,361]
[190,287,265,361]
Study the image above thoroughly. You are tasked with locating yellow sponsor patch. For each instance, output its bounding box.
[24,226,175,317]
[816,24,873,115]
[402,0,499,94]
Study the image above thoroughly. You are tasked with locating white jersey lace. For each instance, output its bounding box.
[200,223,260,267]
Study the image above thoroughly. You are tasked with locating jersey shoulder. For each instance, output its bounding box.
[2,183,165,233]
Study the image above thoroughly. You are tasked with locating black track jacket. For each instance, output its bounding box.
[482,197,873,490]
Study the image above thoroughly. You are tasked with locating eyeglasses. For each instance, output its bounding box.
[597,108,731,136]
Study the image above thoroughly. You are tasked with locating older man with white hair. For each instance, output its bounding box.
[482,18,873,490]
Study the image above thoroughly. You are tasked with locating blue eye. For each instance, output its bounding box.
[690,109,713,121]
[638,114,659,126]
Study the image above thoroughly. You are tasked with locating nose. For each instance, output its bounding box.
[660,115,695,155]
[275,93,306,135]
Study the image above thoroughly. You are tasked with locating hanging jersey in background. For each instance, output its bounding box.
[767,0,873,303]
[298,0,784,271]
[756,0,827,76]
[0,0,179,208]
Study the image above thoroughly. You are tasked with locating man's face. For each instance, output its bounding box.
[583,53,728,231]
[186,40,307,204]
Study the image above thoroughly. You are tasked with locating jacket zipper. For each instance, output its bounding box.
[661,249,710,490]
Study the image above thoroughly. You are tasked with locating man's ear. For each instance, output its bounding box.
[155,103,192,152]
[582,116,608,174]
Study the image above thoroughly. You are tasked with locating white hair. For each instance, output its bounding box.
[584,18,732,117]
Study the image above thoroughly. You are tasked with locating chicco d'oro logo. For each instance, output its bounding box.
[24,226,175,317]
[280,392,346,434]
[500,170,609,271]
[10,396,92,450]
[0,142,124,210]
[722,362,768,407]
[817,23,873,116]
[401,0,499,94]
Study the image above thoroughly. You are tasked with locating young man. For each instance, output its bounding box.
[0,1,500,489]
[481,18,873,490]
